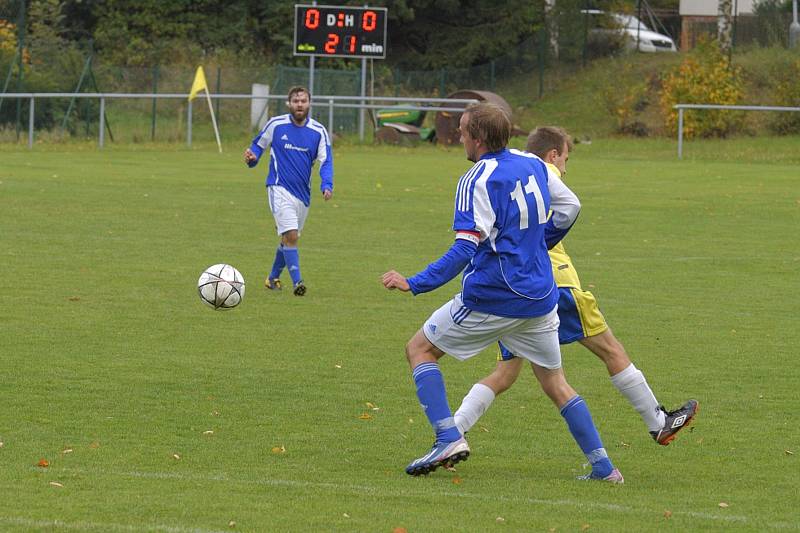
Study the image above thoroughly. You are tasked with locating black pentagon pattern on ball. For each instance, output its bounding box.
[198,264,245,310]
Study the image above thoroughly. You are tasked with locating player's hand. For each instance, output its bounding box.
[322,189,333,201]
[244,149,257,165]
[382,270,410,292]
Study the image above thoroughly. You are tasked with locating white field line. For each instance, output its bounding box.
[0,516,229,533]
[13,466,770,528]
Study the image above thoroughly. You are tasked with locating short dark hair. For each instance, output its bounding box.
[287,86,310,101]
[526,126,573,159]
[464,102,511,152]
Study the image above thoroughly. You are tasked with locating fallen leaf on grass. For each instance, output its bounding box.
[718,502,729,508]
[358,413,373,420]
[228,520,236,528]
[0,440,4,448]
[785,450,794,456]
[664,510,672,519]
[62,448,73,454]
[172,454,181,460]
[366,402,380,411]
[452,476,463,485]
[342,513,350,518]
[478,426,490,433]
[581,524,590,531]
[334,364,342,369]
[496,517,505,523]
[271,445,286,454]
[203,430,214,436]
[211,410,220,417]
[49,481,63,488]
[392,528,408,533]
[620,441,630,448]
[38,458,49,467]
[89,441,100,449]
[68,296,80,302]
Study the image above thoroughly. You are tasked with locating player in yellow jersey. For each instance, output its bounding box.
[453,126,698,446]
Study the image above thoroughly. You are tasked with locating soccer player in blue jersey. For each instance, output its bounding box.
[453,126,698,446]
[382,103,623,482]
[244,86,334,296]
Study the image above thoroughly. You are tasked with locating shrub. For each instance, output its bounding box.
[659,39,745,138]
[768,59,800,134]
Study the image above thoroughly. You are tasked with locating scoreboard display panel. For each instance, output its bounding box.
[294,5,388,59]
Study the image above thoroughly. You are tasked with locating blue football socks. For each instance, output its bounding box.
[269,245,286,280]
[412,362,462,444]
[560,395,614,478]
[282,245,302,285]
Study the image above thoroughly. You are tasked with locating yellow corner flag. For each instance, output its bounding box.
[188,66,208,101]
[187,65,222,153]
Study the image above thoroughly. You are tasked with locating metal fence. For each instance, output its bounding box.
[674,103,800,158]
[0,92,476,148]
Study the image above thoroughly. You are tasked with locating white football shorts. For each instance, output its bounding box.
[423,293,562,369]
[267,185,309,236]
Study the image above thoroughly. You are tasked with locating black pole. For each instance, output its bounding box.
[151,64,159,141]
[215,66,221,120]
[15,0,26,140]
[582,0,589,67]
[637,0,642,52]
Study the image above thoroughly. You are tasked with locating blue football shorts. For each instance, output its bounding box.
[498,286,608,361]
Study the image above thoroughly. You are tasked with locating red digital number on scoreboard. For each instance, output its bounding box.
[295,5,387,58]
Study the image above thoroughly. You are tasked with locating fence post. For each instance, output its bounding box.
[28,97,34,149]
[151,65,159,141]
[99,96,105,149]
[677,107,684,159]
[328,98,334,140]
[187,100,193,148]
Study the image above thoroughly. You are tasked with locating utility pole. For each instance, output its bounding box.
[790,0,800,48]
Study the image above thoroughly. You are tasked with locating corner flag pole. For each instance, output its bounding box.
[205,89,222,153]
[188,66,222,153]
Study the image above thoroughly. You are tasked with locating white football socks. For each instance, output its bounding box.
[610,363,666,432]
[454,383,496,434]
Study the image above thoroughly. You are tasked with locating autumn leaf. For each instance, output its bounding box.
[172,453,181,460]
[358,413,373,420]
[62,448,73,454]
[785,450,794,456]
[37,458,49,467]
[271,445,286,454]
[664,510,672,519]
[49,481,63,488]
[452,476,463,485]
[228,520,236,528]
[718,502,729,508]
[496,517,505,523]
[392,528,408,533]
[203,430,214,436]
[581,524,591,531]
[89,441,100,449]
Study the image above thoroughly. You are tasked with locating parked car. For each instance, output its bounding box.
[584,9,677,53]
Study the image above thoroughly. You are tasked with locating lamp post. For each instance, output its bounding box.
[790,0,800,48]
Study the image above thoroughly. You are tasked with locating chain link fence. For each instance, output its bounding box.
[2,1,797,143]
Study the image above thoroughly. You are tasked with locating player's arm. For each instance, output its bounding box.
[544,169,580,248]
[382,232,479,294]
[245,120,275,167]
[316,126,334,199]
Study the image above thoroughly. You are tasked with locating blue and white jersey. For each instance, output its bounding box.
[454,148,580,318]
[248,114,334,206]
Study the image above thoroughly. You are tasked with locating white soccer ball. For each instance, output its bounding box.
[197,264,245,310]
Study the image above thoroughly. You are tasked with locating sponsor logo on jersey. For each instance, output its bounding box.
[281,134,289,140]
[284,143,309,152]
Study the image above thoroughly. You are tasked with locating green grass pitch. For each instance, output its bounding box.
[0,138,798,531]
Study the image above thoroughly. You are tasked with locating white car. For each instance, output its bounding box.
[585,10,677,53]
